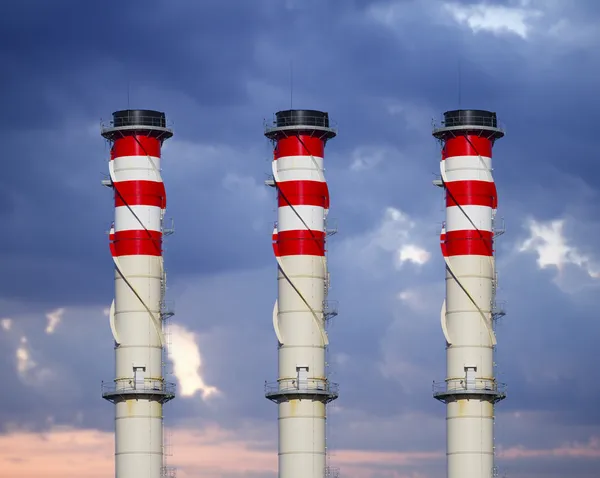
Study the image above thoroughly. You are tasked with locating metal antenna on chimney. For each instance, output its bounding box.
[290,60,294,109]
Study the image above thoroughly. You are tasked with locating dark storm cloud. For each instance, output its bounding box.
[0,0,584,307]
[0,307,113,432]
[1,0,599,307]
[496,251,600,422]
[0,0,273,306]
[0,0,264,122]
[0,128,114,307]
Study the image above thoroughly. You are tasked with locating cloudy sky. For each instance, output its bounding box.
[2,0,600,477]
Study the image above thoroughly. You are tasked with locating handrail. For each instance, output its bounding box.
[265,378,339,395]
[161,466,177,478]
[101,116,174,132]
[323,300,339,320]
[432,117,506,136]
[437,115,501,129]
[264,116,338,131]
[111,115,168,128]
[101,379,176,395]
[325,466,340,478]
[161,299,175,315]
[433,378,506,394]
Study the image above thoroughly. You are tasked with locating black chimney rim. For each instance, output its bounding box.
[112,109,166,128]
[101,109,173,140]
[433,108,504,139]
[265,108,337,140]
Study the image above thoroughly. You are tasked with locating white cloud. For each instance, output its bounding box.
[518,218,600,279]
[1,318,12,331]
[366,0,598,56]
[442,1,542,39]
[367,207,430,269]
[373,207,412,248]
[45,307,65,335]
[398,244,431,266]
[397,289,417,302]
[14,335,56,388]
[16,337,36,375]
[367,0,546,41]
[168,324,219,400]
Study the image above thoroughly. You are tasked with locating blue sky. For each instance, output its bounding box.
[1,1,600,477]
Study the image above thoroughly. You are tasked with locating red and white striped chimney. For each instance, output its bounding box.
[433,109,506,478]
[264,109,339,478]
[101,109,175,478]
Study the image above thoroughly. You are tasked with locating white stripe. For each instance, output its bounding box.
[277,170,325,182]
[444,155,493,182]
[276,155,325,183]
[446,205,492,232]
[278,205,325,232]
[113,155,162,182]
[115,205,162,232]
[445,155,492,168]
[277,155,324,169]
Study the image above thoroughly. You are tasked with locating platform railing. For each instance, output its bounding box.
[325,465,340,478]
[111,115,168,128]
[102,379,176,395]
[440,115,499,128]
[433,378,506,394]
[265,115,336,129]
[265,378,339,395]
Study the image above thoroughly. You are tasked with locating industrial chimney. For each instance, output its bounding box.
[432,109,507,478]
[264,109,340,478]
[101,109,176,478]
